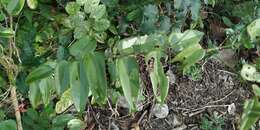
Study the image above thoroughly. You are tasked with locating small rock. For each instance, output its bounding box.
[117,96,129,109]
[152,103,169,118]
[167,70,176,85]
[172,124,187,130]
[228,103,236,115]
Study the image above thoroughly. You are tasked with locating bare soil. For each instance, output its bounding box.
[91,58,253,130]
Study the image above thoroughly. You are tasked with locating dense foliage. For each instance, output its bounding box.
[0,0,259,130]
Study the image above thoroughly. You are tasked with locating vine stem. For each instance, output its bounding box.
[10,85,23,130]
[9,16,23,130]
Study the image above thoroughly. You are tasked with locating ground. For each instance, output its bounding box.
[90,58,254,130]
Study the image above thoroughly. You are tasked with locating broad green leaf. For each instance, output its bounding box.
[82,52,107,104]
[116,57,139,111]
[65,2,81,15]
[70,62,88,112]
[252,84,260,97]
[84,0,100,14]
[190,0,201,20]
[93,19,110,32]
[67,119,84,130]
[29,81,42,108]
[55,88,73,114]
[247,19,260,42]
[0,120,17,130]
[240,98,260,130]
[55,60,70,95]
[26,65,53,84]
[26,0,38,9]
[147,51,169,103]
[172,44,205,70]
[52,114,74,127]
[0,27,14,38]
[4,0,25,16]
[69,36,97,59]
[90,5,106,20]
[39,77,53,106]
[117,35,148,50]
[159,16,171,33]
[169,30,204,50]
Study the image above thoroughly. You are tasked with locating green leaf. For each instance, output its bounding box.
[0,120,17,130]
[172,44,205,70]
[29,81,42,108]
[90,5,106,20]
[26,0,38,9]
[116,57,140,111]
[247,18,260,42]
[146,51,169,103]
[93,19,110,32]
[240,98,260,130]
[69,62,88,112]
[190,0,201,21]
[39,77,53,106]
[82,52,107,104]
[55,88,73,114]
[169,30,204,50]
[4,0,25,16]
[252,84,260,97]
[67,119,84,130]
[84,0,100,14]
[55,60,70,95]
[69,36,97,59]
[52,114,74,127]
[26,65,53,84]
[65,2,81,15]
[0,27,14,38]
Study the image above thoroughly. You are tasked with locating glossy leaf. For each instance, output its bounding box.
[29,81,42,108]
[26,0,38,9]
[55,88,73,114]
[26,65,53,84]
[69,36,97,59]
[39,77,54,106]
[116,57,140,111]
[4,0,25,16]
[147,51,169,103]
[82,52,107,104]
[55,60,70,95]
[70,62,88,112]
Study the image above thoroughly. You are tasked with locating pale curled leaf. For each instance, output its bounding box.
[147,51,169,103]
